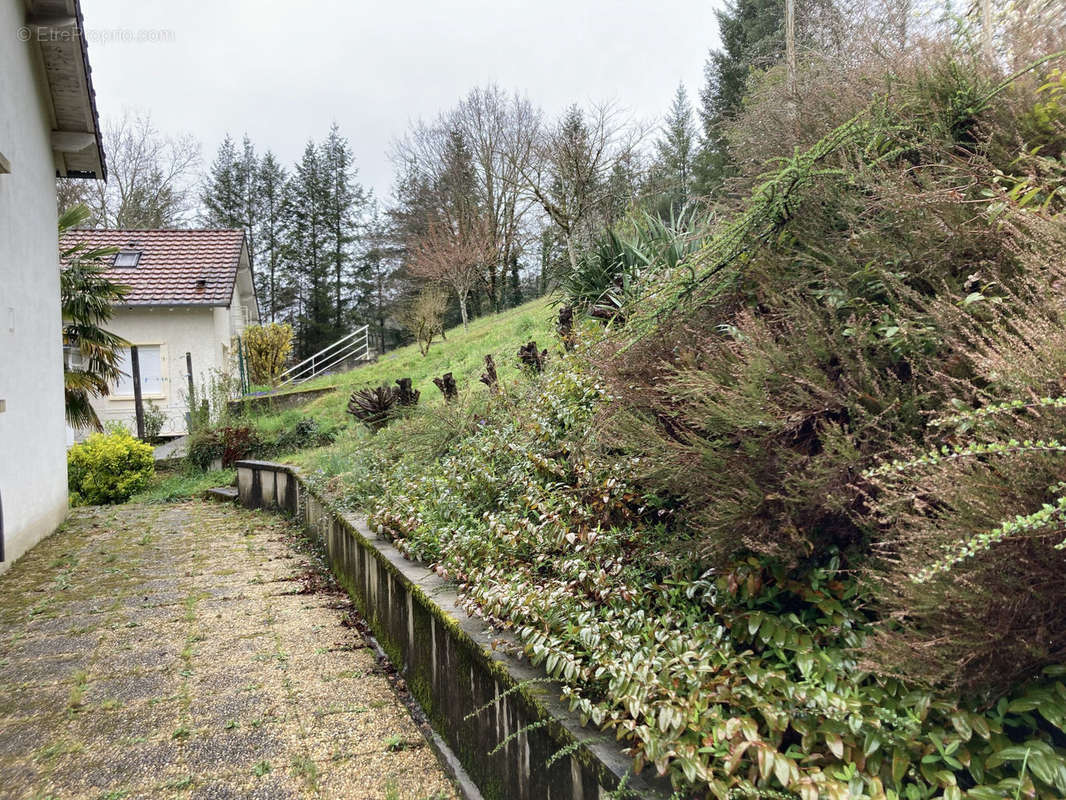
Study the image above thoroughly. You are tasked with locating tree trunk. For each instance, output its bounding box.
[458,291,469,331]
[510,250,521,308]
[433,372,458,402]
[565,234,579,274]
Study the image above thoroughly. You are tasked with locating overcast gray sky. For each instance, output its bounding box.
[81,1,723,201]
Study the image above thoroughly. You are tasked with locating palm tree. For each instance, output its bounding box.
[59,204,129,430]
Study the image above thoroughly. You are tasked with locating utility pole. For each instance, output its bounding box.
[130,345,145,440]
[981,0,993,61]
[786,0,797,97]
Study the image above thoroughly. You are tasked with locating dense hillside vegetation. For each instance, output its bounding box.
[232,39,1066,799]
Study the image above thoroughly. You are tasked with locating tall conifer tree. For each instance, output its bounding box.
[319,124,368,332]
[283,141,323,356]
[255,151,288,322]
[654,83,698,212]
[202,134,260,264]
[695,0,786,193]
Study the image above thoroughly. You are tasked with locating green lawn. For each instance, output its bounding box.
[246,296,558,460]
[128,468,236,503]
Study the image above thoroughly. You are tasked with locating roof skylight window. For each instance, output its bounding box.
[113,251,141,268]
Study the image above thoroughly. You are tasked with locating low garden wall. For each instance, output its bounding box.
[227,385,337,417]
[235,459,671,800]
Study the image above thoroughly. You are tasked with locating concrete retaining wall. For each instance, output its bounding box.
[228,385,337,417]
[235,460,671,800]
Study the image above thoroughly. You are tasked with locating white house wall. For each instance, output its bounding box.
[88,306,230,436]
[0,0,71,572]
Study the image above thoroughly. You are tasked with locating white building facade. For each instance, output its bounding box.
[0,0,106,571]
[59,229,259,437]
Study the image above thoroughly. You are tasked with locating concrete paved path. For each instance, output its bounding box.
[0,501,457,800]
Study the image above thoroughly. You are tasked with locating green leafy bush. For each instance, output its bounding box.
[186,425,262,471]
[186,428,222,471]
[68,430,154,505]
[242,322,294,386]
[142,399,167,442]
[272,417,335,453]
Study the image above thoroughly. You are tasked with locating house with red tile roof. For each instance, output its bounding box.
[1,0,106,571]
[59,228,260,437]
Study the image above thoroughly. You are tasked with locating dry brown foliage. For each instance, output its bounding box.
[599,37,1066,691]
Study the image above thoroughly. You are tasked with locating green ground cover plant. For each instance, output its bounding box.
[245,44,1066,800]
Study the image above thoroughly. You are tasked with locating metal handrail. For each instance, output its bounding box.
[277,326,367,382]
[278,325,370,386]
[284,338,368,384]
[304,337,369,376]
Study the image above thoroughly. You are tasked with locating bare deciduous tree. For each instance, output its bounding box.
[516,102,647,273]
[409,217,493,330]
[453,86,541,308]
[400,285,449,356]
[390,84,542,312]
[85,110,201,228]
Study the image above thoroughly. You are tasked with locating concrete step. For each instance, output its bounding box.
[154,434,189,460]
[203,486,238,503]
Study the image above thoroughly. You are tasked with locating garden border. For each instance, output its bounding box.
[227,385,337,417]
[235,459,672,800]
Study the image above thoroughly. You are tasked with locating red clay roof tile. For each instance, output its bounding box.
[59,229,246,306]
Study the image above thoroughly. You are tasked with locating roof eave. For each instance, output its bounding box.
[33,0,107,181]
[75,0,106,181]
[117,301,229,309]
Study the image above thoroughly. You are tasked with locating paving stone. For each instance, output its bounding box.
[81,668,179,706]
[187,775,304,800]
[180,728,289,773]
[51,734,185,793]
[1,653,91,686]
[0,501,456,799]
[0,713,68,760]
[16,633,105,657]
[0,682,69,718]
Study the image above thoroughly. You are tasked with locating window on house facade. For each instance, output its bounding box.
[64,344,85,372]
[113,251,141,268]
[114,345,163,396]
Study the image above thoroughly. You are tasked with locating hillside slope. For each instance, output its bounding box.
[248,296,557,455]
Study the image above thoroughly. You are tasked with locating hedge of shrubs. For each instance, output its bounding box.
[186,416,336,471]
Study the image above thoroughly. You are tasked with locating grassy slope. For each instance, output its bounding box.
[248,296,558,461]
[128,468,236,503]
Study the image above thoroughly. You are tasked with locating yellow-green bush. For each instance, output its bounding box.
[242,323,293,386]
[67,430,155,506]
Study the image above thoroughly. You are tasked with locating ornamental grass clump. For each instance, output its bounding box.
[347,385,398,431]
